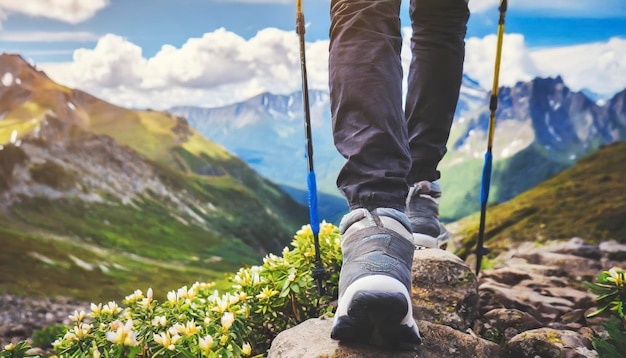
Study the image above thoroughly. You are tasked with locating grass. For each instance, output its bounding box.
[0,226,233,302]
[454,142,626,259]
[0,59,308,303]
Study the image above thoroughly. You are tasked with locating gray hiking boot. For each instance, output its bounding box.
[406,181,449,250]
[330,208,421,347]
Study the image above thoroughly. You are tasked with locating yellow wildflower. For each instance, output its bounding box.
[605,267,625,287]
[256,287,279,300]
[198,335,214,354]
[90,303,103,318]
[101,301,122,315]
[106,319,138,346]
[221,312,235,331]
[219,335,229,345]
[236,291,249,302]
[69,310,86,323]
[296,225,313,237]
[74,323,93,339]
[320,221,337,237]
[4,343,15,351]
[154,331,181,350]
[173,320,201,336]
[178,285,196,301]
[167,290,179,304]
[211,293,235,313]
[92,348,101,358]
[152,315,167,327]
[241,342,252,356]
[63,331,77,341]
[191,281,215,291]
[124,289,144,304]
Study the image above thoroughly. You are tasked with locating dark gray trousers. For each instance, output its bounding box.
[330,0,469,212]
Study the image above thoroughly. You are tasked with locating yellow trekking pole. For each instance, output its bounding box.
[476,0,507,275]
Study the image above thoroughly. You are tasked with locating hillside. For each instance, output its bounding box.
[453,141,626,259]
[0,54,308,301]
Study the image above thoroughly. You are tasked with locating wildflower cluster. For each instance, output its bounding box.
[1,222,341,357]
[585,267,626,357]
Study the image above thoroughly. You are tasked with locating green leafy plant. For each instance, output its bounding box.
[1,222,342,358]
[31,324,68,349]
[585,267,626,358]
[0,341,39,358]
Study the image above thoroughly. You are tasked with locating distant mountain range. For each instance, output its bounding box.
[170,76,626,222]
[0,54,307,301]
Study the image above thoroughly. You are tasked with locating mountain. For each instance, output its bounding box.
[0,54,308,301]
[170,90,349,222]
[440,76,626,220]
[171,75,626,222]
[452,141,626,259]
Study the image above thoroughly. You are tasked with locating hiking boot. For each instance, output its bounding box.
[406,181,449,250]
[330,208,422,347]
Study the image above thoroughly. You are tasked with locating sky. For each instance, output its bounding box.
[0,0,625,110]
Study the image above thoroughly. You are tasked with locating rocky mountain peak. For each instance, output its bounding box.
[0,53,52,90]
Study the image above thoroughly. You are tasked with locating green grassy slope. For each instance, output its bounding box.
[454,142,626,258]
[0,54,308,302]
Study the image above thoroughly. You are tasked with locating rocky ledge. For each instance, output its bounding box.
[0,295,90,346]
[269,238,626,357]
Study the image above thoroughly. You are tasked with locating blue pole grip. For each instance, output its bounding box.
[480,152,493,206]
[307,171,320,234]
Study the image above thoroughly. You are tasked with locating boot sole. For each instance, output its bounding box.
[331,290,422,347]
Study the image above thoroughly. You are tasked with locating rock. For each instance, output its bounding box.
[267,318,499,358]
[504,328,597,358]
[411,249,478,331]
[268,237,617,357]
[0,294,89,346]
[598,240,626,261]
[552,238,602,260]
[478,308,542,343]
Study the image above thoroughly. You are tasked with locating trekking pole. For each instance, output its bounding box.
[296,0,326,296]
[475,0,507,275]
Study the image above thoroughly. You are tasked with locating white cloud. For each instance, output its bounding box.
[0,0,109,24]
[469,0,499,14]
[464,33,539,89]
[530,37,626,97]
[41,28,329,109]
[67,34,146,88]
[39,28,625,110]
[0,31,99,42]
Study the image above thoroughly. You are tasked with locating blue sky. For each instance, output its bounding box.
[1,0,625,109]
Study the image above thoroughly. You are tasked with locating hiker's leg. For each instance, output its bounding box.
[404,0,469,248]
[405,0,469,183]
[329,0,421,346]
[330,0,409,212]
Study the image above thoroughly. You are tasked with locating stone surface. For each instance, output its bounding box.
[0,294,89,346]
[411,249,478,331]
[504,328,598,358]
[269,237,624,357]
[267,318,499,358]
